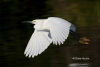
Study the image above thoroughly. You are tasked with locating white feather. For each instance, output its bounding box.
[24,30,52,58]
[48,17,71,45]
[24,17,74,58]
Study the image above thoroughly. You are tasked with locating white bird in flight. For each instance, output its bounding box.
[23,17,90,58]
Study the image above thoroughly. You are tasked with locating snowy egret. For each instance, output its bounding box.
[23,17,90,58]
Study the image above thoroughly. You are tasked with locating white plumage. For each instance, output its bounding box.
[24,17,76,58]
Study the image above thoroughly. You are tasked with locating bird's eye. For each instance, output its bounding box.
[33,20,36,22]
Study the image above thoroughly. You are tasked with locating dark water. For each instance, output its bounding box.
[0,0,100,67]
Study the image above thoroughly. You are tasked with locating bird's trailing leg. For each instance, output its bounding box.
[70,30,90,44]
[79,37,90,44]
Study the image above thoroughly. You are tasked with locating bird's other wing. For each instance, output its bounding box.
[48,17,71,45]
[24,30,52,58]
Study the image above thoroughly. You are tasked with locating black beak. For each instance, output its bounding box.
[22,21,33,24]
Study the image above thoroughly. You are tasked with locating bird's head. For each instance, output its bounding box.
[22,20,36,24]
[32,19,46,24]
[32,20,36,24]
[22,19,46,24]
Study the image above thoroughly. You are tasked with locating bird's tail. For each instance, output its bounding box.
[79,37,90,44]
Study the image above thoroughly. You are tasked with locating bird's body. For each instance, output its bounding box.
[34,19,50,30]
[23,17,90,58]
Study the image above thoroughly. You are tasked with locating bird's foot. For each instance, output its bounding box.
[79,37,90,44]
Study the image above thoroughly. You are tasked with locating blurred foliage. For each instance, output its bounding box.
[49,0,100,27]
[0,0,100,67]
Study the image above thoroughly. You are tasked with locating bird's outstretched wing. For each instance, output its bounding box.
[48,17,71,45]
[24,30,52,58]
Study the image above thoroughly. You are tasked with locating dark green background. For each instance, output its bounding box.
[0,0,100,67]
